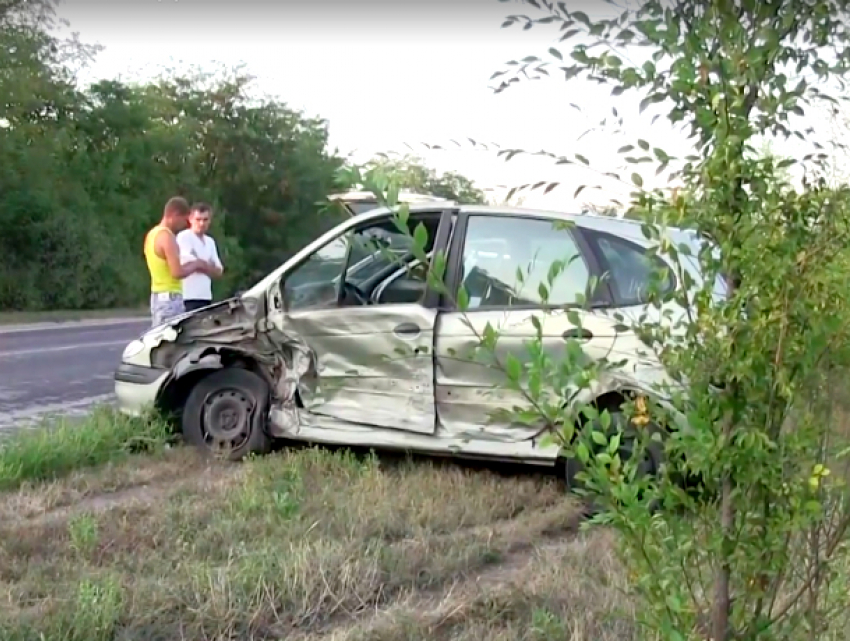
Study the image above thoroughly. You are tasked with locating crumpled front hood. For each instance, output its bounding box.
[146,294,318,433]
[142,298,244,342]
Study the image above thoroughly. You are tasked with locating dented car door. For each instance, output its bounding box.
[278,305,437,433]
[266,209,452,434]
[434,211,619,441]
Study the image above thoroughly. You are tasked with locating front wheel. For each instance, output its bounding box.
[182,368,272,461]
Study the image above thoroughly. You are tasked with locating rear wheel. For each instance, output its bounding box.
[181,368,272,461]
[559,410,662,507]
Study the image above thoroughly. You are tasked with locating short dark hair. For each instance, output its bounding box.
[191,202,213,216]
[164,196,190,217]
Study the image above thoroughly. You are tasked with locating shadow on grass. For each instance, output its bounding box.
[270,437,560,483]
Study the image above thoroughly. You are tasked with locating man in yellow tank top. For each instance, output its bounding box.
[144,197,212,327]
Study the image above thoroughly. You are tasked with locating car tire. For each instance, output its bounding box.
[560,410,662,510]
[181,368,272,461]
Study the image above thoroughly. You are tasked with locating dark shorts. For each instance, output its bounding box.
[184,299,213,313]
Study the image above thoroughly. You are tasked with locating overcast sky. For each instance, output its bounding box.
[54,0,843,210]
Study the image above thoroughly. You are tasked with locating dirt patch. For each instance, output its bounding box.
[0,446,636,640]
[9,451,240,529]
[307,529,635,641]
[0,447,221,524]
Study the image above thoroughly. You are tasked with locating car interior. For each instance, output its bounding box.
[334,214,443,308]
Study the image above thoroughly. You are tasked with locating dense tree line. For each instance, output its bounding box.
[0,1,485,311]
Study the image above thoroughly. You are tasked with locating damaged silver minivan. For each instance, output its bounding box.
[115,194,722,480]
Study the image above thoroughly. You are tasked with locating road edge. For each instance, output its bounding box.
[0,317,149,335]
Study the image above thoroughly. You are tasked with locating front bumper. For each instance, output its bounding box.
[114,363,170,416]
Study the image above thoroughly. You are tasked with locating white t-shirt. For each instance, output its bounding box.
[176,230,223,300]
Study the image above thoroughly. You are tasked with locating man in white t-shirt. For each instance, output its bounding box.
[176,202,224,312]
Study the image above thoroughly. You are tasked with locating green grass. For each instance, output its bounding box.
[0,407,170,490]
[0,445,603,641]
[1,408,847,640]
[0,307,147,325]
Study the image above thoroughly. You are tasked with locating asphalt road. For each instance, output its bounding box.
[0,318,150,431]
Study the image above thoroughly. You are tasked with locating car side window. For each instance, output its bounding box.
[589,232,675,306]
[458,215,591,309]
[283,213,443,312]
[345,225,414,286]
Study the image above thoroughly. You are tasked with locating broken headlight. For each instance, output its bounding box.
[122,339,145,361]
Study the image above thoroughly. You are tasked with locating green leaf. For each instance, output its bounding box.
[395,203,410,226]
[607,432,622,454]
[596,452,612,465]
[571,11,590,25]
[413,222,428,251]
[576,441,590,462]
[547,259,564,284]
[386,182,400,206]
[549,47,563,60]
[631,172,643,187]
[505,353,522,382]
[456,286,470,311]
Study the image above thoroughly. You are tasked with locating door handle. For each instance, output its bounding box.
[394,322,421,338]
[562,328,593,340]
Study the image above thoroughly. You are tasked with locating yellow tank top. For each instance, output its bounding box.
[144,225,182,294]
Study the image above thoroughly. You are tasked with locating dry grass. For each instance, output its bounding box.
[0,443,639,641]
[2,397,849,639]
[335,531,637,641]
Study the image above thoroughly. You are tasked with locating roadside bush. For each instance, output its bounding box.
[356,1,850,639]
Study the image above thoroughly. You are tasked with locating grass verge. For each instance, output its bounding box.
[2,406,849,639]
[0,407,170,491]
[0,437,641,640]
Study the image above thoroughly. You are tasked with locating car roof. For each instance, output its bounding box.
[347,202,695,239]
[327,190,453,204]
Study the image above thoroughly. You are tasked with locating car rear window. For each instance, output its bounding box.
[585,230,676,306]
[342,201,379,215]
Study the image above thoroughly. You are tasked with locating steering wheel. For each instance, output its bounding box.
[341,281,370,305]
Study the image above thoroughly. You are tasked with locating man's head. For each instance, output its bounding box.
[162,196,191,233]
[189,202,213,236]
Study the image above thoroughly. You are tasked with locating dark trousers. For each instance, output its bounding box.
[184,299,212,312]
